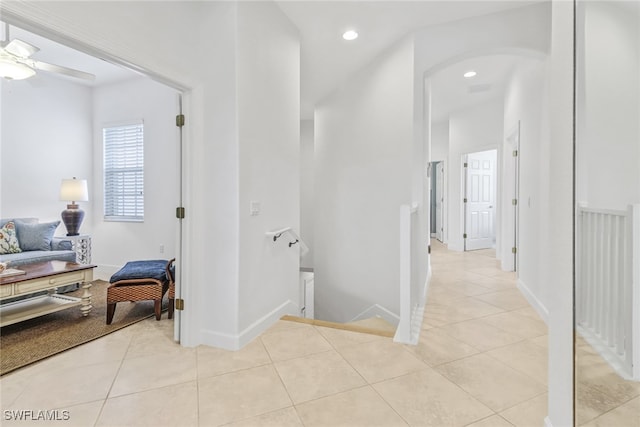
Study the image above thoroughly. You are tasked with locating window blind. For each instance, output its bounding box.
[103,123,144,221]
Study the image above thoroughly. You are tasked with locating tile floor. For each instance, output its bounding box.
[575,336,640,426]
[0,241,555,426]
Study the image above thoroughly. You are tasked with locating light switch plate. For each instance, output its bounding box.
[250,201,261,216]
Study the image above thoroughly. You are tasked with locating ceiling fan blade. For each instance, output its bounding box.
[31,60,95,81]
[4,39,39,58]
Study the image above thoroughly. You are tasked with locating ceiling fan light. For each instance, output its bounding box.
[0,58,35,80]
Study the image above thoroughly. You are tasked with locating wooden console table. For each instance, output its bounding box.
[0,261,96,327]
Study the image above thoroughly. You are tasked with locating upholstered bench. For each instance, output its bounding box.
[106,258,175,325]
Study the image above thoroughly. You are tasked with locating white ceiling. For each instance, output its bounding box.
[276,0,541,118]
[2,1,542,120]
[430,54,521,123]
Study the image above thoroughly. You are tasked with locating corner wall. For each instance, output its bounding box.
[446,100,504,251]
[236,0,301,339]
[300,119,315,269]
[314,36,415,323]
[545,1,575,425]
[502,57,548,318]
[91,77,180,277]
[0,75,92,227]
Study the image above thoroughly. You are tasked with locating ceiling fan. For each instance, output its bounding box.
[0,24,95,81]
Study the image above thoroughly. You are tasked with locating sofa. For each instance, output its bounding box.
[0,218,76,267]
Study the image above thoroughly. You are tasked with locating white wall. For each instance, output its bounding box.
[431,120,449,162]
[446,100,504,251]
[300,119,314,269]
[545,1,575,425]
[315,36,415,323]
[91,76,180,277]
[502,57,548,318]
[236,0,300,336]
[576,1,640,210]
[0,74,92,231]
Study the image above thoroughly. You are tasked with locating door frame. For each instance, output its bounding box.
[429,160,445,241]
[435,160,446,243]
[503,122,520,272]
[1,14,191,343]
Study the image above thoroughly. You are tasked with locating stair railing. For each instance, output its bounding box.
[395,202,426,345]
[576,203,639,380]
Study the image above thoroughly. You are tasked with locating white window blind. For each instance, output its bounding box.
[103,123,144,221]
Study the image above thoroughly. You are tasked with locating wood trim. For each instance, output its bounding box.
[280,315,395,338]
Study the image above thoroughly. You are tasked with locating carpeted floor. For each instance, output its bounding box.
[0,279,167,376]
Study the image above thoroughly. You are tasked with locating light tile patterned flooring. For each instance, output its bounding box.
[575,336,640,426]
[0,241,554,426]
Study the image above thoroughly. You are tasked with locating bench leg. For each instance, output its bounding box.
[154,299,162,320]
[168,298,174,319]
[107,302,117,325]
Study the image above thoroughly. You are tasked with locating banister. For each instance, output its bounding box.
[266,227,309,256]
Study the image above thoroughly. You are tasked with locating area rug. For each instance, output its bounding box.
[0,279,168,376]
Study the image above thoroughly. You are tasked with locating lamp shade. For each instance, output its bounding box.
[59,178,89,202]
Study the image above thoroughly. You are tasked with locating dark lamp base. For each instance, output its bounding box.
[61,206,85,236]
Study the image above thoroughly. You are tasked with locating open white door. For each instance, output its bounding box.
[502,122,520,271]
[464,150,497,251]
[435,161,444,242]
[174,93,184,343]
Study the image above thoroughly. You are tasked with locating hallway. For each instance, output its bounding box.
[0,242,549,426]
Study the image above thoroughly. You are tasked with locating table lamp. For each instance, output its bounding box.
[59,177,89,236]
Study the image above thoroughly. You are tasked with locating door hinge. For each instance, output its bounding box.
[512,247,517,254]
[464,162,468,168]
[428,244,431,254]
[513,150,518,157]
[175,298,185,311]
[176,114,185,127]
[176,207,185,219]
[463,198,467,203]
[512,199,518,206]
[463,233,467,239]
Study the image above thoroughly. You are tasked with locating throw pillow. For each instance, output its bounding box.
[14,220,60,252]
[0,221,22,254]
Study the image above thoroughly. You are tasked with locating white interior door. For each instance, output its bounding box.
[174,93,184,343]
[465,150,497,251]
[435,162,444,242]
[502,122,520,272]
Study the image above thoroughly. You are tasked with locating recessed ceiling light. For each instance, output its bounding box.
[342,30,358,41]
[464,71,477,78]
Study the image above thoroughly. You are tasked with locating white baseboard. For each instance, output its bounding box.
[200,329,239,351]
[577,325,638,381]
[517,278,549,325]
[543,416,553,427]
[200,300,299,351]
[447,242,464,252]
[351,304,400,327]
[237,300,300,348]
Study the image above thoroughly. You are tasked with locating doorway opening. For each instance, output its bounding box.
[463,149,497,251]
[430,161,445,243]
[0,20,188,343]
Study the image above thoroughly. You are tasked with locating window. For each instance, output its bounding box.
[103,122,144,221]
